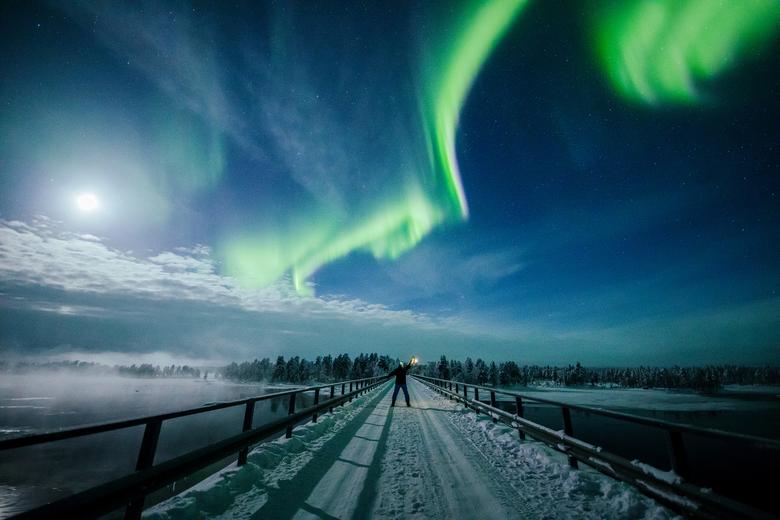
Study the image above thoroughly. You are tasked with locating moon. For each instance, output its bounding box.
[76,193,99,212]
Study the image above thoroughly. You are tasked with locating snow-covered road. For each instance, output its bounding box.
[146,378,678,520]
[372,379,513,519]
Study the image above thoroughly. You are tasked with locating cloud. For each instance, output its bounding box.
[54,1,260,163]
[0,218,440,328]
[0,218,498,362]
[2,218,776,365]
[386,242,524,299]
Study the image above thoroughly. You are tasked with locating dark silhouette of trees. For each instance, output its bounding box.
[219,352,397,384]
[437,356,450,380]
[4,357,778,392]
[418,359,780,392]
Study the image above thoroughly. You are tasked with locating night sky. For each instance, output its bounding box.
[1,0,778,366]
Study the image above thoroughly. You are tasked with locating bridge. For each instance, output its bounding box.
[1,375,778,519]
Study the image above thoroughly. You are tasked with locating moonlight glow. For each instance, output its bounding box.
[76,193,99,212]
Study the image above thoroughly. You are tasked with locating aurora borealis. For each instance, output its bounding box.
[0,0,779,365]
[223,0,528,295]
[595,0,780,104]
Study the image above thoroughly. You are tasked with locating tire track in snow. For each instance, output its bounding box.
[371,379,510,519]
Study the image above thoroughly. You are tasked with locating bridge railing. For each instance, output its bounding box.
[413,374,779,520]
[0,375,391,519]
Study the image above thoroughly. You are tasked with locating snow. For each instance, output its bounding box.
[630,461,681,485]
[144,384,385,519]
[146,379,680,520]
[496,386,778,412]
[634,481,699,511]
[721,385,780,396]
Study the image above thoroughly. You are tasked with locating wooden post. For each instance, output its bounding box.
[490,391,497,423]
[312,388,320,423]
[237,401,255,465]
[561,407,577,468]
[286,393,296,438]
[667,430,689,479]
[515,396,525,440]
[125,419,162,519]
[349,381,353,402]
[135,420,162,470]
[329,385,335,413]
[474,388,480,414]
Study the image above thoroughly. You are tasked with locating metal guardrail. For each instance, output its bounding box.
[1,375,391,519]
[413,375,778,520]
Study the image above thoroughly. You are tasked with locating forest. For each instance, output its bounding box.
[221,353,397,383]
[3,357,779,391]
[418,357,780,391]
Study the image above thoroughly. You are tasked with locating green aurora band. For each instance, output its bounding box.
[425,0,528,219]
[595,0,780,105]
[223,0,526,295]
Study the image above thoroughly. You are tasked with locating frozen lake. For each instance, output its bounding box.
[495,384,780,438]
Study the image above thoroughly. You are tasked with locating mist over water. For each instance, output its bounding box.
[0,373,314,517]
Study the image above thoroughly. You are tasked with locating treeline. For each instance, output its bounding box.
[420,357,780,392]
[221,353,397,384]
[117,364,202,378]
[0,360,203,379]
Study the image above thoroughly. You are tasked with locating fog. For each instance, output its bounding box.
[0,372,313,517]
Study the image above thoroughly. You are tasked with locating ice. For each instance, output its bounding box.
[498,386,778,412]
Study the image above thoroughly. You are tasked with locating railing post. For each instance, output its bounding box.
[474,388,480,414]
[515,396,525,440]
[561,406,578,468]
[667,430,689,479]
[490,391,497,423]
[237,401,255,466]
[349,381,353,402]
[286,392,297,438]
[455,383,459,395]
[312,388,320,423]
[135,420,162,470]
[125,419,162,520]
[329,384,335,413]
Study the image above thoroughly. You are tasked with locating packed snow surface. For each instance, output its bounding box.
[146,379,679,519]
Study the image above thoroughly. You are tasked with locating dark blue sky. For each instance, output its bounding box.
[1,1,778,365]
